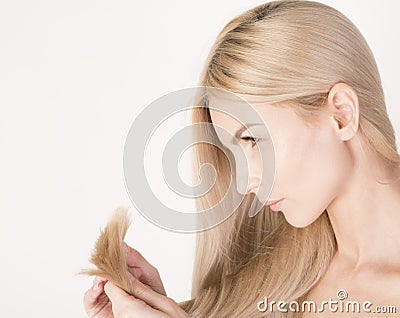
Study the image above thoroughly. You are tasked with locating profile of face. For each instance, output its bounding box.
[208,84,357,228]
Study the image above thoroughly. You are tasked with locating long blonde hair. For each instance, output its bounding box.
[178,1,400,317]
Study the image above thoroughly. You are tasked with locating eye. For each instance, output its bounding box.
[241,136,261,147]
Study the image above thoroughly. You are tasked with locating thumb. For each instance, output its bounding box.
[104,281,130,304]
[127,275,173,313]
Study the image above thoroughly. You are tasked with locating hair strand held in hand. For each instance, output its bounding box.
[78,207,134,295]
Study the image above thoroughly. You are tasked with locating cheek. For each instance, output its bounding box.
[274,130,352,227]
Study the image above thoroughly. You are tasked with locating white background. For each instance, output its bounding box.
[1,1,399,317]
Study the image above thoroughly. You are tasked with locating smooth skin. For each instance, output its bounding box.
[209,83,400,317]
[83,242,190,317]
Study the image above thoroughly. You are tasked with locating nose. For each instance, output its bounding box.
[235,158,262,195]
[233,144,263,195]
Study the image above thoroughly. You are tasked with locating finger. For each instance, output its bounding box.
[92,276,108,290]
[83,280,108,313]
[85,277,107,303]
[123,242,167,295]
[128,266,142,279]
[84,287,101,309]
[104,280,131,304]
[127,274,177,316]
[104,281,169,318]
[123,241,152,271]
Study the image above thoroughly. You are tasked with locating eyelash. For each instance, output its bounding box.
[241,136,261,147]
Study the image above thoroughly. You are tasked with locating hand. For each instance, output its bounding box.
[83,242,167,317]
[84,276,112,318]
[104,278,190,318]
[122,242,167,296]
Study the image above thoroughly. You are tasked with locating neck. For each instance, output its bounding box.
[326,141,400,271]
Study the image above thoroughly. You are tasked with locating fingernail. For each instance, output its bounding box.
[93,282,99,290]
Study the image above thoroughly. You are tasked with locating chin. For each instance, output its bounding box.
[282,211,322,228]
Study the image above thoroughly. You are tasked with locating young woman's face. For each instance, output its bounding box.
[209,102,354,228]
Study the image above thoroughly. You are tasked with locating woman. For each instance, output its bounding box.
[83,0,400,316]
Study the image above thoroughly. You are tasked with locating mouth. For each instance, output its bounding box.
[266,198,283,206]
[266,198,284,211]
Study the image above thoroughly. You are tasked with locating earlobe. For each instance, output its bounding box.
[327,82,360,141]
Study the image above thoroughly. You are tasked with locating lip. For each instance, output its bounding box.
[266,198,284,211]
[266,198,282,205]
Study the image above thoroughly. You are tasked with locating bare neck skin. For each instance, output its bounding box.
[326,132,400,271]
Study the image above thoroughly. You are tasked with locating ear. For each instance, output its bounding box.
[326,82,360,141]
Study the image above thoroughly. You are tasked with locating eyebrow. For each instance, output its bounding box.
[232,124,264,143]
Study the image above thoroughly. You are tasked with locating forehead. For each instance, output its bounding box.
[208,99,282,129]
[207,94,271,124]
[208,106,240,127]
[209,99,320,129]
